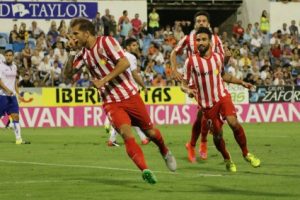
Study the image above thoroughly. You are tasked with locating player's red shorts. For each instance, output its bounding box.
[103,94,153,130]
[202,95,236,133]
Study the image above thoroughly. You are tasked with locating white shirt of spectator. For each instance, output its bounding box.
[151,51,164,65]
[52,66,61,79]
[250,37,262,48]
[124,51,143,88]
[0,54,5,62]
[0,60,17,96]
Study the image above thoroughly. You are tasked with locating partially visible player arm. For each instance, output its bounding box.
[14,77,20,98]
[170,35,188,81]
[222,72,254,89]
[63,37,83,79]
[180,57,196,97]
[92,57,130,88]
[132,69,146,90]
[0,79,14,95]
[92,36,130,88]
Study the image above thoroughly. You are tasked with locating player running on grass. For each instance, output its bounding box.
[171,10,235,162]
[181,27,260,172]
[65,18,176,184]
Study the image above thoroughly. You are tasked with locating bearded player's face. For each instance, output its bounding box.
[196,33,210,56]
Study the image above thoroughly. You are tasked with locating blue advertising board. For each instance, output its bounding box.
[0,1,98,19]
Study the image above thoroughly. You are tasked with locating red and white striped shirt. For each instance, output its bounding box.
[73,36,138,103]
[183,50,229,109]
[175,30,224,57]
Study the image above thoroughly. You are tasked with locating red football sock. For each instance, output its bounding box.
[124,137,148,171]
[151,128,168,156]
[190,116,201,146]
[200,116,208,143]
[200,128,208,143]
[213,136,230,160]
[233,125,249,157]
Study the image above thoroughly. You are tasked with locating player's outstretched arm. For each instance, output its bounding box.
[180,80,196,98]
[132,69,146,91]
[170,49,183,81]
[222,72,254,89]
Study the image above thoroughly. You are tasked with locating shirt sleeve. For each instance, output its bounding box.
[103,36,125,64]
[125,52,137,71]
[216,35,225,55]
[174,35,188,53]
[183,57,191,83]
[72,51,85,71]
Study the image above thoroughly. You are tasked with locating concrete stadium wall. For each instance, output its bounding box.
[239,0,300,33]
[270,2,300,33]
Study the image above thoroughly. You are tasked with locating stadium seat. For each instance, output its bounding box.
[0,32,9,49]
[12,42,25,52]
[5,43,13,50]
[28,38,36,49]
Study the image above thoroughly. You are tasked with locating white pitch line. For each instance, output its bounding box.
[0,160,223,177]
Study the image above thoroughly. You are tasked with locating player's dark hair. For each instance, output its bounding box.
[124,38,137,48]
[196,27,212,40]
[4,49,14,55]
[70,18,96,36]
[194,11,210,23]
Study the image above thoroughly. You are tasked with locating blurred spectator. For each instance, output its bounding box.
[9,24,19,43]
[50,60,62,86]
[289,20,299,37]
[31,49,43,69]
[21,43,32,69]
[281,23,289,34]
[18,72,34,87]
[232,21,244,43]
[76,72,92,87]
[119,18,132,43]
[295,74,300,85]
[252,22,260,36]
[152,74,166,86]
[29,21,43,39]
[148,7,160,35]
[101,9,112,36]
[92,12,103,35]
[19,22,29,43]
[57,20,67,33]
[250,33,262,55]
[109,15,117,37]
[47,21,59,45]
[131,13,142,38]
[118,10,129,32]
[37,56,51,81]
[260,10,270,34]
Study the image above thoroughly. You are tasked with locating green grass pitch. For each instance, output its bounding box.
[0,123,299,200]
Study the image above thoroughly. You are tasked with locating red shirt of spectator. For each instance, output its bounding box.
[131,13,142,36]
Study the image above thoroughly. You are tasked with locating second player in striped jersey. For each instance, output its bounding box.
[182,27,260,172]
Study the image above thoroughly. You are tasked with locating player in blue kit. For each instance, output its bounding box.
[0,49,30,144]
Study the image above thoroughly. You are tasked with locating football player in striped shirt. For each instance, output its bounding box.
[67,18,176,184]
[171,10,233,162]
[182,27,260,172]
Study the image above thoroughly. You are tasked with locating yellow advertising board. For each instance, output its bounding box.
[19,87,187,107]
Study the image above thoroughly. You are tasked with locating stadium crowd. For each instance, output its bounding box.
[0,8,300,88]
